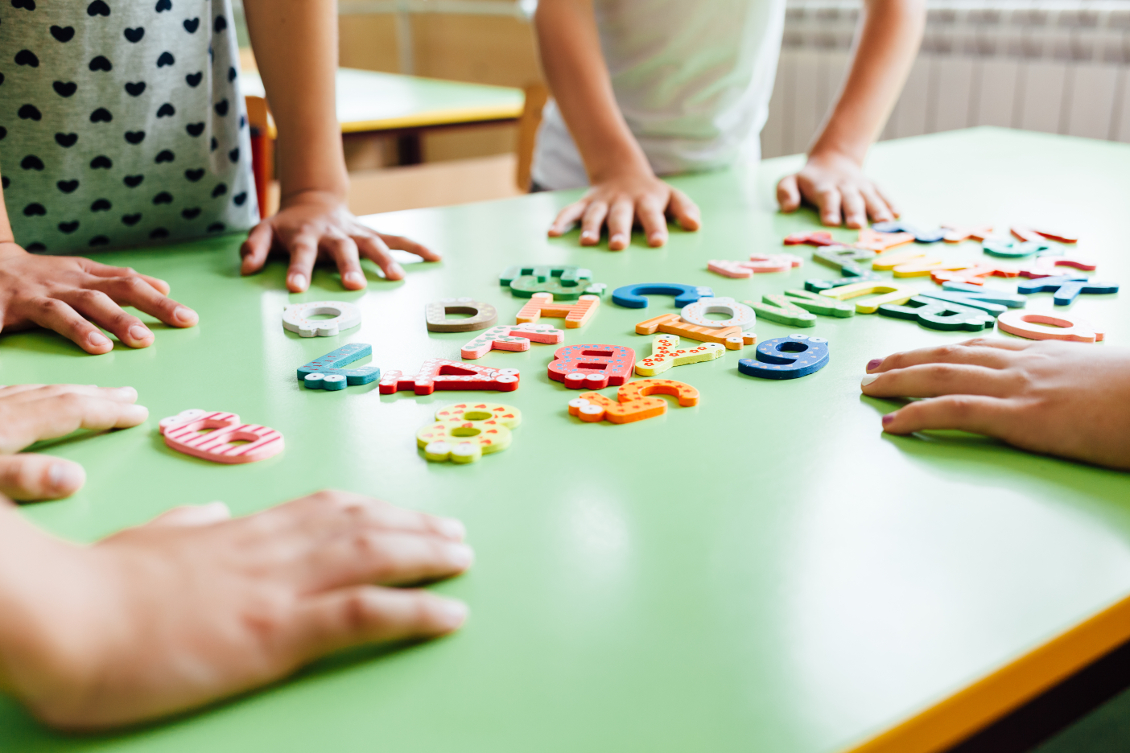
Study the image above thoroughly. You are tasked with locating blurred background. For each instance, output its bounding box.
[233,0,1130,215]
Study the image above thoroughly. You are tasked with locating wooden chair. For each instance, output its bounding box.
[515,82,548,192]
[245,95,274,220]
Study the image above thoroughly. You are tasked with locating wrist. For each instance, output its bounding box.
[279,187,347,210]
[808,135,868,167]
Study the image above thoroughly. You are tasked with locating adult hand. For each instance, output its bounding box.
[0,384,147,501]
[239,190,441,292]
[860,338,1130,470]
[777,148,898,229]
[547,171,700,250]
[0,490,471,730]
[0,243,198,355]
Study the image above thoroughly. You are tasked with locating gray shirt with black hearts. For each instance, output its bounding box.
[0,0,258,253]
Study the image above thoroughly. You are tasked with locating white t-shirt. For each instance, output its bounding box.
[531,0,787,190]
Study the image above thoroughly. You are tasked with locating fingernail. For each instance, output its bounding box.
[610,233,627,246]
[290,273,307,291]
[174,306,197,325]
[48,462,84,492]
[128,325,151,342]
[344,271,365,287]
[861,374,879,387]
[581,232,596,242]
[113,386,138,400]
[436,599,469,630]
[866,359,883,371]
[88,331,111,349]
[882,414,894,427]
[436,517,466,541]
[649,233,665,245]
[448,543,474,569]
[122,404,149,423]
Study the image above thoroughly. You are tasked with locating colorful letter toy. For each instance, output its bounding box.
[930,264,1020,285]
[918,289,1018,315]
[813,245,876,277]
[804,272,880,292]
[460,323,564,359]
[1019,255,1098,278]
[939,282,1026,307]
[635,335,724,376]
[159,410,284,464]
[282,301,361,338]
[1012,226,1078,245]
[942,224,994,243]
[871,247,928,271]
[548,344,635,389]
[425,298,498,332]
[854,228,914,253]
[749,295,816,327]
[819,281,917,314]
[878,296,996,331]
[782,288,855,317]
[416,402,521,464]
[997,311,1104,343]
[1017,275,1119,306]
[611,283,713,309]
[737,334,829,380]
[499,264,601,300]
[297,342,380,390]
[707,253,803,278]
[872,221,945,244]
[636,313,756,351]
[784,231,836,246]
[983,238,1050,258]
[515,292,600,328]
[567,379,699,424]
[379,360,519,395]
[680,297,756,330]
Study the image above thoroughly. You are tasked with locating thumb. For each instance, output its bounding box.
[777,174,801,213]
[0,455,86,502]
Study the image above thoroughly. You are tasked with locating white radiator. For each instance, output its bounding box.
[762,0,1130,158]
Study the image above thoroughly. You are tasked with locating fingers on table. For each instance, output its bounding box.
[882,395,1016,438]
[270,490,466,543]
[288,586,468,665]
[57,288,156,349]
[607,200,634,250]
[356,234,404,282]
[815,185,843,226]
[143,502,233,528]
[22,296,114,354]
[867,339,1031,374]
[637,197,667,247]
[307,530,473,592]
[89,275,198,328]
[240,222,275,275]
[0,454,86,501]
[376,233,441,263]
[862,362,1021,399]
[322,234,366,290]
[285,231,320,293]
[860,184,894,224]
[547,200,587,237]
[0,384,138,404]
[840,185,867,229]
[82,260,172,297]
[668,188,701,231]
[776,174,801,212]
[579,200,609,246]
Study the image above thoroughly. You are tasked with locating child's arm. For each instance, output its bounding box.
[0,489,470,729]
[0,385,148,501]
[860,339,1130,470]
[777,0,925,227]
[239,0,440,292]
[535,0,700,250]
[0,170,199,355]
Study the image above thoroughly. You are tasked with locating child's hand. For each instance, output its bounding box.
[861,338,1130,470]
[0,490,471,729]
[0,243,198,354]
[777,148,898,228]
[0,384,147,501]
[547,171,700,250]
[239,191,442,292]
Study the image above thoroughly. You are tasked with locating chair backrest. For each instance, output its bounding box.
[515,82,549,192]
[245,95,273,219]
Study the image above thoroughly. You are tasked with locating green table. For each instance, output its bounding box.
[1,127,1129,753]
